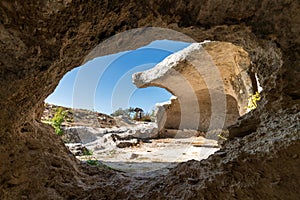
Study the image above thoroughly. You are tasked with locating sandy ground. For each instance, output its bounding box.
[78,137,219,173]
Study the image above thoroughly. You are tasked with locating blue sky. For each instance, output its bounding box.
[46,40,191,114]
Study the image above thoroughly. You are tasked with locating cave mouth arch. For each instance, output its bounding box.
[0,1,297,197]
[43,27,260,173]
[45,36,220,171]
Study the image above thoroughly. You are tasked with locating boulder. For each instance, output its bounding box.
[65,143,90,156]
[102,123,158,148]
[131,122,158,139]
[133,41,254,133]
[63,126,99,144]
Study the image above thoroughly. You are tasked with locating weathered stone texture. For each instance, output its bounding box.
[0,0,299,199]
[133,41,253,134]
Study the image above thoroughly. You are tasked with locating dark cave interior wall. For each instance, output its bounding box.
[0,0,299,199]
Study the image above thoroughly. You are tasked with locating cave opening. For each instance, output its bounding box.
[42,33,260,173]
[1,1,299,199]
[44,39,219,173]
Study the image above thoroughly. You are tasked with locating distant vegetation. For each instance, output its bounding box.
[111,107,135,118]
[134,112,152,122]
[111,107,156,122]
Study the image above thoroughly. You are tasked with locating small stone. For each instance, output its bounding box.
[214,151,227,157]
[130,153,139,159]
[292,154,298,159]
[187,178,199,184]
[116,139,139,148]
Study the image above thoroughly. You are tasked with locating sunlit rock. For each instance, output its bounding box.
[133,41,254,135]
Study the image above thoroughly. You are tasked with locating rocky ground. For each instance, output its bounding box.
[43,104,219,173]
[70,132,219,173]
[42,103,117,128]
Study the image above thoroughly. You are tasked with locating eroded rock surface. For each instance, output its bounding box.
[133,41,253,133]
[42,104,117,128]
[0,0,299,199]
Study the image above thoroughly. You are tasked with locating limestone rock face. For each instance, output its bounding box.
[0,0,299,199]
[133,41,253,133]
[63,126,99,144]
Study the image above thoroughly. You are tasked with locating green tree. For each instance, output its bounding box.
[128,107,135,117]
[111,107,135,119]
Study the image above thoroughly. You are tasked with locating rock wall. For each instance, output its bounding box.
[0,0,299,199]
[133,41,253,135]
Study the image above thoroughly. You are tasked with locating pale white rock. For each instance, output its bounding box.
[133,42,210,87]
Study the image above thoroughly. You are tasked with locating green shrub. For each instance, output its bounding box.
[51,107,66,135]
[86,159,99,166]
[83,149,93,156]
[245,92,261,111]
[86,159,116,171]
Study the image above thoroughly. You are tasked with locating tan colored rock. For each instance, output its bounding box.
[0,0,299,199]
[133,41,253,134]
